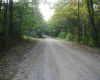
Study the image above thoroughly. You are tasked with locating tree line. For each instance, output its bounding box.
[0,0,44,49]
[47,0,100,47]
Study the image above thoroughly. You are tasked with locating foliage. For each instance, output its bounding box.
[0,0,45,57]
[47,0,100,47]
[0,0,44,46]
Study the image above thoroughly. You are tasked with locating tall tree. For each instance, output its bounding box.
[0,0,2,26]
[78,0,80,42]
[0,0,2,12]
[4,0,8,32]
[9,0,13,37]
[87,0,98,46]
[82,0,85,37]
[19,0,24,38]
[3,1,8,47]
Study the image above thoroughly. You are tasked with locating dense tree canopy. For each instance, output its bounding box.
[0,0,45,48]
[0,0,100,49]
[47,0,100,47]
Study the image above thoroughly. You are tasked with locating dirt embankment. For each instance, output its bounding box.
[63,40,100,61]
[0,39,38,80]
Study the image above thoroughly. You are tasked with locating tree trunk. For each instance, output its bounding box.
[82,0,85,37]
[3,1,8,47]
[78,0,80,42]
[9,0,13,37]
[82,17,84,36]
[0,0,2,25]
[19,0,24,38]
[87,0,98,46]
[4,0,8,31]
[0,0,2,12]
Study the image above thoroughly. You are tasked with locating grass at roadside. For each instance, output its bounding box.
[0,36,40,80]
[56,37,100,50]
[0,36,40,59]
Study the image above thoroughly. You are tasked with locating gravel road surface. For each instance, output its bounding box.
[13,38,100,80]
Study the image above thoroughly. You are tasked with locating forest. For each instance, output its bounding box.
[0,0,100,79]
[0,0,100,56]
[46,0,100,47]
[0,0,45,48]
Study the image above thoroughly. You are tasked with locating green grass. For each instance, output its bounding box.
[22,35,40,42]
[0,36,40,58]
[56,37,100,50]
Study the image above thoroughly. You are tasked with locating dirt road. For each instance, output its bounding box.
[13,38,100,80]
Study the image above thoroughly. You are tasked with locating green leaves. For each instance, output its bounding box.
[47,0,100,47]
